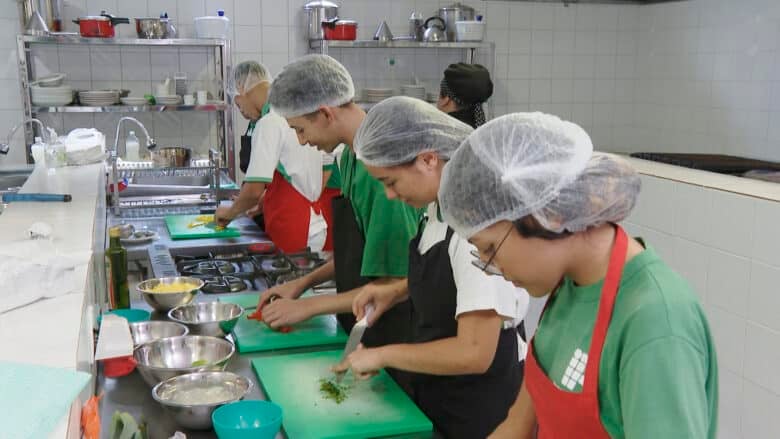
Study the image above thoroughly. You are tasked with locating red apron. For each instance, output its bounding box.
[525,225,628,439]
[261,169,339,253]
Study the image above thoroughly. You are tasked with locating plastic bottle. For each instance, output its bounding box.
[125,131,140,161]
[106,226,130,309]
[30,136,45,166]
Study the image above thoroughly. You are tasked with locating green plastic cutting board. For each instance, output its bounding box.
[164,214,241,240]
[232,307,348,353]
[252,350,432,439]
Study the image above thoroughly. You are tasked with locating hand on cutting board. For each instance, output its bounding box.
[353,279,408,326]
[214,206,234,228]
[261,297,313,329]
[332,344,382,380]
[256,277,307,310]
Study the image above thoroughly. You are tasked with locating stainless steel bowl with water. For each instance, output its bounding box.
[151,371,252,430]
[133,335,235,387]
[129,321,189,346]
[136,276,203,312]
[168,302,244,338]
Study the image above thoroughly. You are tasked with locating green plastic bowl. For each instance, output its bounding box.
[212,400,283,439]
[98,308,151,326]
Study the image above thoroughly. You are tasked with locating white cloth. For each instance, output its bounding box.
[0,238,90,314]
[245,110,330,250]
[418,202,530,359]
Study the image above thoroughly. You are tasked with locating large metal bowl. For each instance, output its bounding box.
[152,371,252,430]
[151,146,192,168]
[168,302,244,338]
[129,321,189,346]
[136,276,203,312]
[133,335,235,387]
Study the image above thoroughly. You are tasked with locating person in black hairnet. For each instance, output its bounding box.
[437,63,493,128]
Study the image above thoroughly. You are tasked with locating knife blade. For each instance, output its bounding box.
[335,304,374,383]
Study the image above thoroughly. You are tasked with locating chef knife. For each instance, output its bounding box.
[335,304,375,383]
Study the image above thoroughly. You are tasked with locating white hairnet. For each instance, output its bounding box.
[354,96,473,167]
[269,54,355,118]
[439,112,640,238]
[229,61,271,96]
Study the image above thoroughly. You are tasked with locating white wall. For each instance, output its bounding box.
[626,0,780,163]
[625,175,780,439]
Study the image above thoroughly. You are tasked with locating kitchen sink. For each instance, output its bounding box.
[130,175,212,187]
[0,171,32,192]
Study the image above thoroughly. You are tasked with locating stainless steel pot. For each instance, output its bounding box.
[135,17,177,38]
[151,146,192,168]
[439,2,475,43]
[303,0,339,40]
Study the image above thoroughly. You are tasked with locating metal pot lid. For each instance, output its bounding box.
[334,19,357,25]
[79,15,111,21]
[303,0,339,10]
[440,2,475,12]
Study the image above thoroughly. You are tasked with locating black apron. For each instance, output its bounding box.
[239,121,255,174]
[331,156,413,391]
[407,219,524,439]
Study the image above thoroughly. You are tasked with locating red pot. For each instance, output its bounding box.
[73,12,129,38]
[322,19,357,40]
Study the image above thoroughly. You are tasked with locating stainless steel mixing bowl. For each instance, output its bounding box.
[133,335,235,387]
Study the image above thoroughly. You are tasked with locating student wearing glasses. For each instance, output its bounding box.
[333,97,529,439]
[439,113,718,438]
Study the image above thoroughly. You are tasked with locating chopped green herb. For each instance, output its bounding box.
[319,378,350,404]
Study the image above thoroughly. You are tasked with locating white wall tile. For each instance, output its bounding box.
[747,261,780,332]
[530,2,554,31]
[742,379,780,439]
[572,79,593,103]
[234,0,261,26]
[262,26,289,54]
[553,30,575,56]
[530,55,552,79]
[673,184,713,245]
[120,48,151,82]
[744,322,780,395]
[707,305,746,375]
[709,190,756,258]
[506,79,529,105]
[261,0,288,27]
[529,79,551,104]
[550,79,572,104]
[707,249,750,318]
[718,370,744,439]
[507,54,530,79]
[508,29,531,54]
[752,200,780,267]
[629,175,677,231]
[669,237,709,302]
[531,30,553,55]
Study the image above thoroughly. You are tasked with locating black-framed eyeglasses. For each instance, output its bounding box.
[470,225,513,276]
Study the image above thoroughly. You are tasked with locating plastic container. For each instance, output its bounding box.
[194,9,230,39]
[455,20,485,42]
[212,400,283,439]
[125,131,140,161]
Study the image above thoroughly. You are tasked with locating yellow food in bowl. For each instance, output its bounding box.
[148,282,197,293]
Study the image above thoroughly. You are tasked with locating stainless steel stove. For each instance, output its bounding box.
[148,245,328,295]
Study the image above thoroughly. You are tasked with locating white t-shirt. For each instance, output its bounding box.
[245,110,333,251]
[418,202,530,359]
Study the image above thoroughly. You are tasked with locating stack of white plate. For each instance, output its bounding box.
[31,85,73,106]
[121,97,149,106]
[401,84,426,100]
[363,88,394,103]
[155,95,182,105]
[79,90,120,106]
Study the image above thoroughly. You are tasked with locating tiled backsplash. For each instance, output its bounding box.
[625,174,780,439]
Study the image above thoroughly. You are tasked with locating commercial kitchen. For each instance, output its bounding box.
[0,0,778,438]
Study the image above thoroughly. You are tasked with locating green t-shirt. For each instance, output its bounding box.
[339,146,422,278]
[533,244,718,439]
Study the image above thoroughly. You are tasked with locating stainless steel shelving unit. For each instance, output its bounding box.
[310,39,494,64]
[310,39,496,117]
[16,34,236,178]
